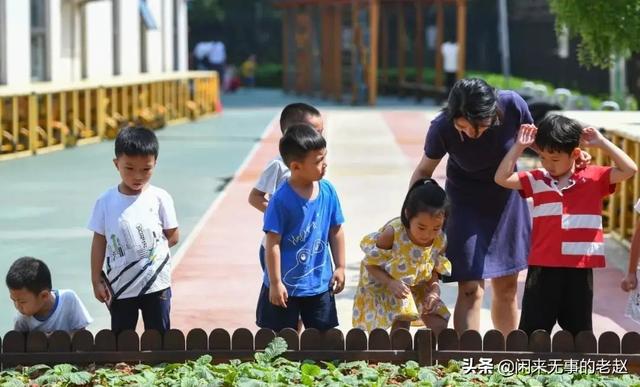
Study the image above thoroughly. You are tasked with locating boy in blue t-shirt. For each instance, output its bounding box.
[256,124,346,331]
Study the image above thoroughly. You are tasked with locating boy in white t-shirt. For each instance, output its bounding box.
[88,126,179,333]
[6,257,92,333]
[248,103,324,270]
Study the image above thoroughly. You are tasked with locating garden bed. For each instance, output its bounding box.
[1,338,640,386]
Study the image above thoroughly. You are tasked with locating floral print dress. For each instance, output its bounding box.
[352,217,451,331]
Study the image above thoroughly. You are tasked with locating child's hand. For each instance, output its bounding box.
[330,267,345,294]
[388,280,410,299]
[621,272,638,292]
[92,281,109,303]
[516,124,537,149]
[423,292,442,314]
[575,150,592,170]
[269,281,288,308]
[580,127,606,148]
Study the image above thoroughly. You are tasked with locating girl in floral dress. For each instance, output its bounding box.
[352,179,451,334]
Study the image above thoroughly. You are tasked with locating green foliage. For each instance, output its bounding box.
[0,338,640,387]
[1,353,640,386]
[254,336,288,365]
[548,0,640,68]
[188,0,282,63]
[255,63,283,88]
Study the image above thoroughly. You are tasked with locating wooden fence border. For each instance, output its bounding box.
[1,328,639,374]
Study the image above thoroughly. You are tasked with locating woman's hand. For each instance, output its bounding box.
[621,272,638,292]
[388,279,411,299]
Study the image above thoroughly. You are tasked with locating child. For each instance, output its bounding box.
[88,126,179,334]
[621,199,640,322]
[352,179,451,335]
[6,257,92,332]
[622,200,640,292]
[241,54,257,88]
[495,114,637,336]
[248,102,324,270]
[256,123,345,331]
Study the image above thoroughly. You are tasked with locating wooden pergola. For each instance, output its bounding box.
[274,0,467,105]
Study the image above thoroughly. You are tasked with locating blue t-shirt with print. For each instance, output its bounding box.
[263,179,344,297]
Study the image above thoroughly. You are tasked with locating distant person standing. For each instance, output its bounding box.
[241,54,257,88]
[208,41,227,82]
[192,41,213,70]
[440,41,458,95]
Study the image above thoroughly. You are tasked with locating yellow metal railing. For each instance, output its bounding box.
[0,72,220,160]
[589,131,640,247]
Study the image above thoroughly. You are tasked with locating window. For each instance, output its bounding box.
[140,0,157,30]
[31,0,49,81]
[139,0,157,73]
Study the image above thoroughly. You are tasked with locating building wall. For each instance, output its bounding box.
[143,0,163,73]
[161,0,174,71]
[57,0,82,83]
[116,0,142,76]
[1,0,189,86]
[0,0,5,84]
[84,1,114,79]
[176,0,188,71]
[4,1,30,85]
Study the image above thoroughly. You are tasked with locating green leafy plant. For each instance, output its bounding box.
[1,339,640,386]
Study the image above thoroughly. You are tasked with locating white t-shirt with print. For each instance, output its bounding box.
[14,289,92,332]
[88,185,178,300]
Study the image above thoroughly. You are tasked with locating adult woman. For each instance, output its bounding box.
[410,78,532,335]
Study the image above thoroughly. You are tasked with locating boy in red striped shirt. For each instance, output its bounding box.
[495,114,637,336]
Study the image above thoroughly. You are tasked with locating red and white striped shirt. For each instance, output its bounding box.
[518,166,615,268]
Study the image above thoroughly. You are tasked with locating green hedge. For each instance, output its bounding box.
[250,63,613,107]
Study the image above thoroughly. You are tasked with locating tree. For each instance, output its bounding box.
[548,0,640,68]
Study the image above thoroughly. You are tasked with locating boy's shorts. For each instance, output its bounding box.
[519,266,592,336]
[256,284,338,331]
[110,287,171,334]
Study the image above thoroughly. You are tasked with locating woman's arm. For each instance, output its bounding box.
[409,155,442,187]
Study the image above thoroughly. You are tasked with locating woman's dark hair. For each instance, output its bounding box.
[400,179,448,228]
[6,257,52,295]
[445,78,500,131]
[279,123,326,166]
[535,114,582,154]
[115,126,159,159]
